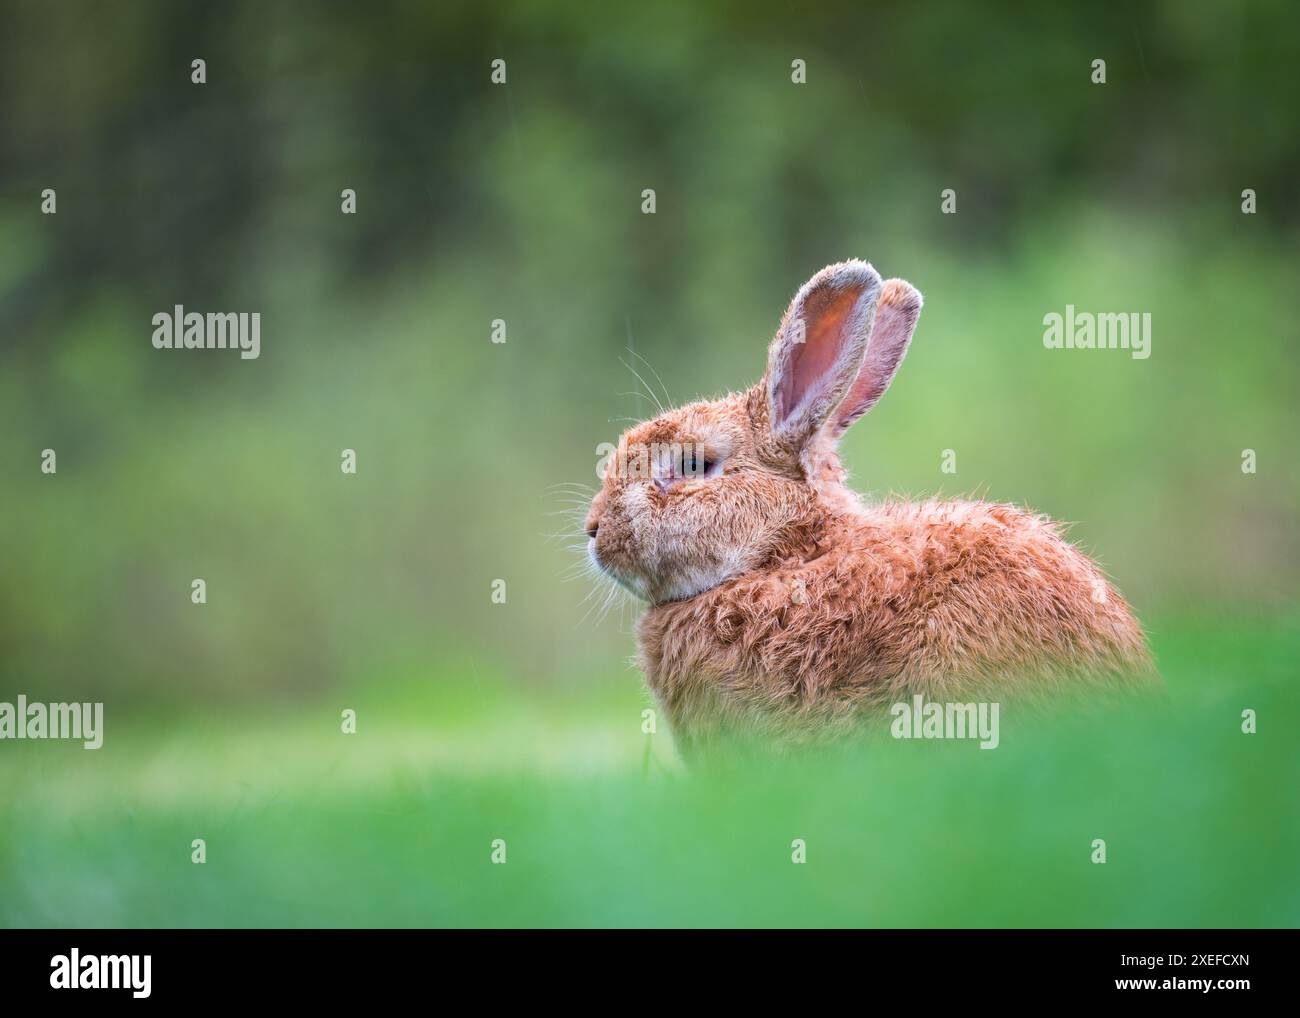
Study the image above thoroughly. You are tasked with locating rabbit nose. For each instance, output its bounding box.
[585,492,606,539]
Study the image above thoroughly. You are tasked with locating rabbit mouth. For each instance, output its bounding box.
[590,542,740,605]
[588,539,650,600]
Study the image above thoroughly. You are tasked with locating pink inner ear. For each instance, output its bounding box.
[832,286,919,434]
[776,288,860,423]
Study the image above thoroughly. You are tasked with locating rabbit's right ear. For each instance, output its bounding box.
[761,260,883,451]
[825,278,922,439]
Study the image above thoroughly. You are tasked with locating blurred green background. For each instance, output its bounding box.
[1,0,1297,927]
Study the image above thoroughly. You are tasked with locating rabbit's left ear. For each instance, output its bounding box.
[763,260,883,450]
[825,278,921,439]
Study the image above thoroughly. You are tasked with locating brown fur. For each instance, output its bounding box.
[585,261,1154,756]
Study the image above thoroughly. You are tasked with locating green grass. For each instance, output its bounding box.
[1,615,1297,928]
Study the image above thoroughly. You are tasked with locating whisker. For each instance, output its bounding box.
[573,583,603,618]
[541,529,588,542]
[577,581,611,627]
[627,346,673,408]
[587,582,614,627]
[618,357,665,415]
[595,580,624,626]
[544,481,597,493]
[617,588,640,635]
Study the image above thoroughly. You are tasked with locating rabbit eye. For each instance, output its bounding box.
[680,447,720,478]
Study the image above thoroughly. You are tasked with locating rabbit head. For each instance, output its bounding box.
[586,260,922,604]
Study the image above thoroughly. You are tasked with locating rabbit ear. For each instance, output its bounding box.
[825,278,921,438]
[763,260,883,450]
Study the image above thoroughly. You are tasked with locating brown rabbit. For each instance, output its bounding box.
[585,261,1153,756]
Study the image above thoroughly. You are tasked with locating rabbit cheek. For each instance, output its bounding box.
[644,505,756,603]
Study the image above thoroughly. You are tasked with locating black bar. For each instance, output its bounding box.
[0,929,1287,1005]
